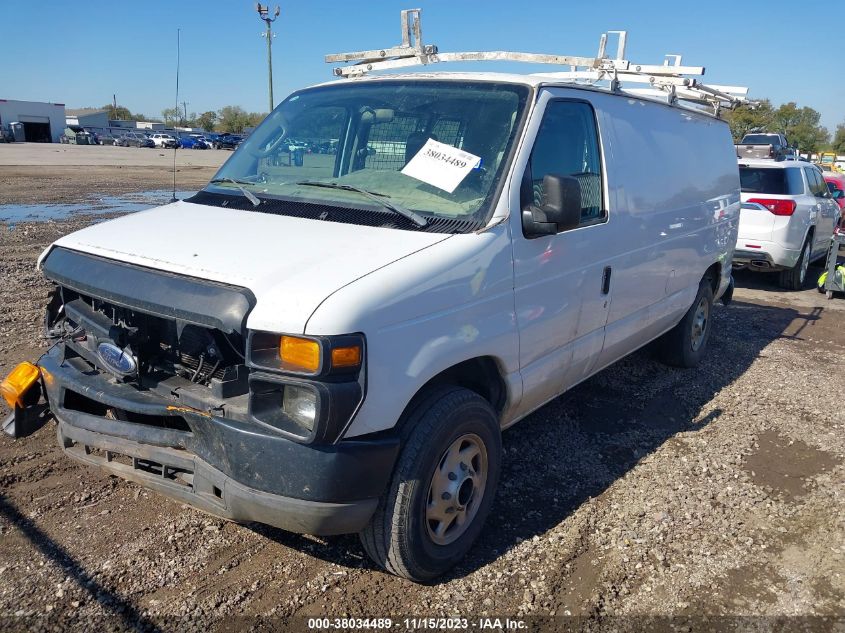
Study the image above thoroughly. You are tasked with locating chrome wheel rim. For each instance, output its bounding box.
[799,245,810,284]
[690,296,710,352]
[425,433,488,546]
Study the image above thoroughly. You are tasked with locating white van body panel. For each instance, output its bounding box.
[506,87,739,422]
[44,201,450,335]
[305,224,521,438]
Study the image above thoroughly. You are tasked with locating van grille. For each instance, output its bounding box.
[49,286,245,389]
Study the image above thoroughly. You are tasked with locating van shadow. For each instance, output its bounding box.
[254,299,815,582]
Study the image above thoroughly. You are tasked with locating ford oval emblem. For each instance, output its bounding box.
[97,342,137,375]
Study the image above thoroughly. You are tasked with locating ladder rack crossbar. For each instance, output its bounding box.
[325,9,750,116]
[330,51,707,79]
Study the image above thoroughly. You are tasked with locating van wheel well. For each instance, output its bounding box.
[705,262,720,295]
[397,357,506,436]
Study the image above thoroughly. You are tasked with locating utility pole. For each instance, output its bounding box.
[256,3,280,112]
[181,101,189,125]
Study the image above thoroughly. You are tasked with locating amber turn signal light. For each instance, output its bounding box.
[331,345,362,368]
[279,336,321,373]
[0,361,41,408]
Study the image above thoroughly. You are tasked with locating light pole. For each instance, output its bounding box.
[256,3,280,113]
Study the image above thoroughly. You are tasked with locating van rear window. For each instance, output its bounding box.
[739,167,804,195]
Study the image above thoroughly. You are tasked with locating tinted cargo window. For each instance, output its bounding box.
[739,167,804,195]
[527,101,604,226]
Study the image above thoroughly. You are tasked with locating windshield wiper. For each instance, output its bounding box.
[208,178,261,207]
[295,181,427,228]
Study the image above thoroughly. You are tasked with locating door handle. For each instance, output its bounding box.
[601,266,612,295]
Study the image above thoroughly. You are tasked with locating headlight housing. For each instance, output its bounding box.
[248,332,364,377]
[246,331,366,443]
[282,384,318,430]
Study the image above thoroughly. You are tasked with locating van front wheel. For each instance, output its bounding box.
[359,387,501,582]
[658,277,714,368]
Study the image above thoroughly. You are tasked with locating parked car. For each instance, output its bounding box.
[97,133,117,146]
[736,132,791,161]
[315,140,338,154]
[214,133,242,150]
[204,133,221,147]
[179,134,209,149]
[116,132,155,148]
[824,172,845,225]
[734,160,839,288]
[5,50,742,583]
[150,133,179,149]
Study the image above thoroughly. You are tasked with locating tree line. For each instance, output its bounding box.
[100,99,845,153]
[722,99,844,154]
[102,103,267,134]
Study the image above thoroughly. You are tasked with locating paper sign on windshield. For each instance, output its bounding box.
[401,139,481,193]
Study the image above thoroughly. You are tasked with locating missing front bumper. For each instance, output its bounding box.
[57,421,378,535]
[35,345,399,535]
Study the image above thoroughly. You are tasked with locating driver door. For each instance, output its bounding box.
[511,95,612,416]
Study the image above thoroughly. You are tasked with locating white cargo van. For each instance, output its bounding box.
[1,21,741,580]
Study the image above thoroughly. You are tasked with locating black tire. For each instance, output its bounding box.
[658,275,715,368]
[779,237,810,290]
[360,386,501,582]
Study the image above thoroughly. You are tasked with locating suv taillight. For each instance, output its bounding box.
[748,198,796,216]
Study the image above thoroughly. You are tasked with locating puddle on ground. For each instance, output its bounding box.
[0,190,196,226]
[744,430,837,500]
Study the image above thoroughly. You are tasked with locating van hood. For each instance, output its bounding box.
[46,200,451,333]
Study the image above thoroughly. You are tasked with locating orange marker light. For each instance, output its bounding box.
[0,361,40,408]
[331,345,362,368]
[279,336,321,373]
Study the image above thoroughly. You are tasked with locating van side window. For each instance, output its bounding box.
[527,101,604,227]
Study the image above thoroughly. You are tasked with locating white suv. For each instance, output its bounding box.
[150,133,178,149]
[735,160,839,289]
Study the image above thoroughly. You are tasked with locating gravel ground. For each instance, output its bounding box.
[0,162,843,631]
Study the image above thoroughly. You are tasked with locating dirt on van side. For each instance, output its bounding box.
[0,165,843,630]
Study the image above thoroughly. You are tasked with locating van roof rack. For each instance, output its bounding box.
[325,8,750,117]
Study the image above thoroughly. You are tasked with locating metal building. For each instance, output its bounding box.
[65,108,110,129]
[0,99,66,142]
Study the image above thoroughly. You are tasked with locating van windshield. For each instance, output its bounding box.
[206,81,530,227]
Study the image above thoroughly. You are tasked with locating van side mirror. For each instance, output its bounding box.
[522,174,582,238]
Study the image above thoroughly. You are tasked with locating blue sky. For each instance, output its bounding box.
[2,0,843,131]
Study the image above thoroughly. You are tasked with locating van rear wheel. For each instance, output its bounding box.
[658,276,714,368]
[359,386,501,582]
